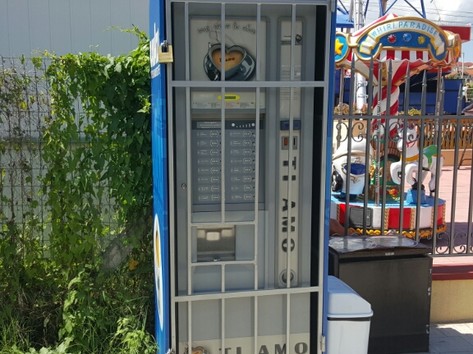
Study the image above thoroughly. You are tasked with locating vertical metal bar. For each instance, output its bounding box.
[320,5,334,350]
[184,3,190,81]
[286,293,291,354]
[285,4,297,292]
[457,80,464,116]
[188,302,193,354]
[398,112,408,236]
[253,3,261,292]
[186,85,193,295]
[256,4,261,82]
[380,61,392,235]
[290,4,296,82]
[221,5,227,351]
[252,4,262,292]
[467,152,473,254]
[336,68,344,149]
[402,64,411,112]
[167,1,179,348]
[254,296,259,353]
[421,70,428,115]
[434,68,442,133]
[220,3,226,224]
[415,119,424,244]
[362,58,375,234]
[348,55,356,116]
[413,71,428,243]
[448,90,463,254]
[367,59,374,116]
[182,0,193,301]
[343,58,356,230]
[220,84,226,224]
[375,62,383,206]
[221,298,226,354]
[416,111,427,242]
[433,77,444,250]
[220,3,226,82]
[435,68,442,116]
[398,62,410,236]
[339,67,344,108]
[284,8,296,352]
[222,264,225,292]
[456,85,473,254]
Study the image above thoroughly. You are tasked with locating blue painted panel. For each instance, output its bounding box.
[323,5,338,341]
[150,0,170,353]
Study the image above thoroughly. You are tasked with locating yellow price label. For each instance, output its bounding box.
[217,94,240,101]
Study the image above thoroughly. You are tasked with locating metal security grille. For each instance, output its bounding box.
[165,1,333,353]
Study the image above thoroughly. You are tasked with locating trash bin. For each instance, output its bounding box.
[327,275,373,354]
[328,236,432,354]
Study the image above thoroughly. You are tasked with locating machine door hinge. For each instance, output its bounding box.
[320,334,326,352]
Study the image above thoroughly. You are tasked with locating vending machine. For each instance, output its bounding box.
[150,1,336,353]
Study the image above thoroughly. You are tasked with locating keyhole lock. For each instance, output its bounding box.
[158,40,174,64]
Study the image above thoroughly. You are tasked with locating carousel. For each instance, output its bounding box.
[331,13,462,238]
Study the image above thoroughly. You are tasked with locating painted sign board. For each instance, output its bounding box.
[335,14,461,65]
[149,0,170,352]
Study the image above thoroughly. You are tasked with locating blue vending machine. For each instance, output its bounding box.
[150,1,336,353]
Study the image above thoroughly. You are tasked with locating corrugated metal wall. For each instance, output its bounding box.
[0,0,148,57]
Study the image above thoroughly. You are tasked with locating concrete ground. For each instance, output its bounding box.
[404,322,473,354]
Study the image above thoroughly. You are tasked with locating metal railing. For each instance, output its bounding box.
[333,61,473,256]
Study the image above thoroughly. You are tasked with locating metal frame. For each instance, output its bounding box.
[165,1,334,353]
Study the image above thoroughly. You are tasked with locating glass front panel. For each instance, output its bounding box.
[170,2,329,353]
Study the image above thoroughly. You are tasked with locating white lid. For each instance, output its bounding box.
[327,276,373,318]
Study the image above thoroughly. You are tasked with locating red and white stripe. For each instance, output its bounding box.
[379,49,430,62]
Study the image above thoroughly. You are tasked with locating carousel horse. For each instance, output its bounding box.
[390,123,443,196]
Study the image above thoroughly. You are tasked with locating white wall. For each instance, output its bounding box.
[0,0,149,57]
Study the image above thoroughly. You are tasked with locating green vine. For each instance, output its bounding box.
[43,27,152,270]
[0,28,156,353]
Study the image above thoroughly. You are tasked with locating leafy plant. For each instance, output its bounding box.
[0,28,156,353]
[43,28,152,271]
